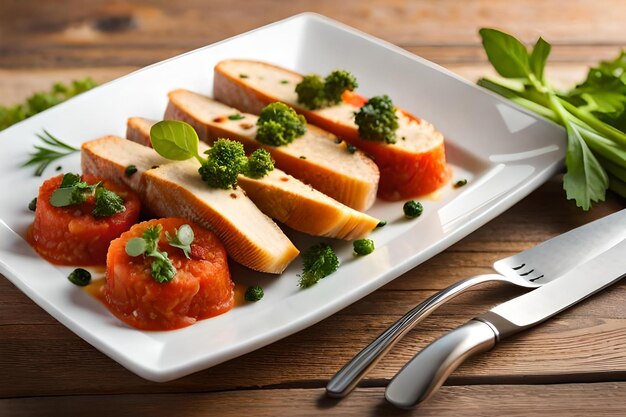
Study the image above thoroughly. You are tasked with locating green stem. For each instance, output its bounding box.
[558,98,626,147]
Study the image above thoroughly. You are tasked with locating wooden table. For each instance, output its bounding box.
[1,1,625,415]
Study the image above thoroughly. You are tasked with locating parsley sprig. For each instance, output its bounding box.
[23,130,79,176]
[476,28,626,210]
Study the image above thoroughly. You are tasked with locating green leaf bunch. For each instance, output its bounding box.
[354,95,399,144]
[48,172,125,218]
[295,70,358,109]
[256,102,307,146]
[298,243,340,288]
[477,28,626,210]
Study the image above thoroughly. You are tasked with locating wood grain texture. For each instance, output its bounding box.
[2,0,626,415]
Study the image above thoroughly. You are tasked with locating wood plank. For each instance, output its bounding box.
[2,383,626,417]
[1,0,626,68]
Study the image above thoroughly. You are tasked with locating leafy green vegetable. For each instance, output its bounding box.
[49,173,99,207]
[68,268,91,286]
[244,285,264,302]
[199,139,248,189]
[165,224,194,259]
[354,95,399,144]
[298,243,340,288]
[92,186,126,218]
[353,239,375,256]
[244,148,274,179]
[0,78,97,131]
[403,200,423,219]
[295,70,358,109]
[477,28,626,210]
[150,121,274,188]
[125,224,177,283]
[23,130,79,177]
[256,102,307,146]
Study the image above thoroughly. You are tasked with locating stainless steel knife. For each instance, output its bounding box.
[385,237,626,409]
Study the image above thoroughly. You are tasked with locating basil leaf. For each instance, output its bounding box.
[529,37,551,82]
[563,122,608,210]
[150,120,199,161]
[479,28,531,78]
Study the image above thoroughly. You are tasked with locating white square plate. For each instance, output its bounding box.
[0,13,565,381]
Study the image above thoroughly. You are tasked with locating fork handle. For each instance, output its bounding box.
[385,319,497,409]
[325,274,504,398]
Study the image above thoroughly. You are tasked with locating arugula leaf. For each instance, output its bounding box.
[479,28,531,78]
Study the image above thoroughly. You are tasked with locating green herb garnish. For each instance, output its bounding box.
[228,113,245,120]
[353,239,375,256]
[150,121,274,188]
[298,243,340,288]
[92,186,126,218]
[280,80,289,85]
[125,165,138,176]
[256,102,307,146]
[354,95,399,144]
[403,200,423,219]
[1,78,97,131]
[68,268,91,286]
[49,173,100,207]
[346,143,357,154]
[239,74,249,79]
[244,285,264,302]
[295,70,358,109]
[375,220,387,228]
[23,130,79,177]
[454,179,468,188]
[165,224,194,259]
[476,28,623,210]
[125,225,176,283]
[28,197,37,212]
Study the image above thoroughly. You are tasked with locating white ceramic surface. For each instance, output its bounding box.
[0,13,566,381]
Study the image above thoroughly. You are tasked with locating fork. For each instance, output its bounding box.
[325,268,543,398]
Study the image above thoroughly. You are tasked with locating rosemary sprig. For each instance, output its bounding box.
[23,130,79,176]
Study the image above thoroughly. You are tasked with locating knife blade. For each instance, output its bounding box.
[385,237,626,409]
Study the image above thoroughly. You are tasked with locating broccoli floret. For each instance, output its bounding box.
[256,103,307,146]
[198,139,248,188]
[353,239,375,256]
[91,186,126,218]
[299,243,340,288]
[295,75,327,110]
[296,71,359,109]
[324,70,358,104]
[244,285,264,302]
[403,200,423,219]
[354,95,399,144]
[244,148,275,179]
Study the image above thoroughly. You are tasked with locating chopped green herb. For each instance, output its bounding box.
[256,102,307,146]
[23,130,79,177]
[280,80,289,84]
[299,155,307,159]
[28,197,37,212]
[346,143,357,154]
[244,285,264,302]
[354,95,399,144]
[228,113,245,120]
[239,74,249,79]
[375,220,387,228]
[454,179,468,188]
[92,186,125,218]
[298,243,340,288]
[125,224,177,283]
[296,70,358,109]
[353,239,375,256]
[244,148,274,179]
[125,165,138,177]
[1,78,97,131]
[403,200,423,219]
[55,165,62,171]
[68,268,91,286]
[165,224,194,258]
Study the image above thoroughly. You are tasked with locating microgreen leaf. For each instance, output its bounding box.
[165,224,194,259]
[529,37,551,82]
[479,28,531,78]
[150,120,201,161]
[125,237,147,257]
[125,224,177,283]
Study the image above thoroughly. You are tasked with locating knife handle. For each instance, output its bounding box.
[385,319,497,409]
